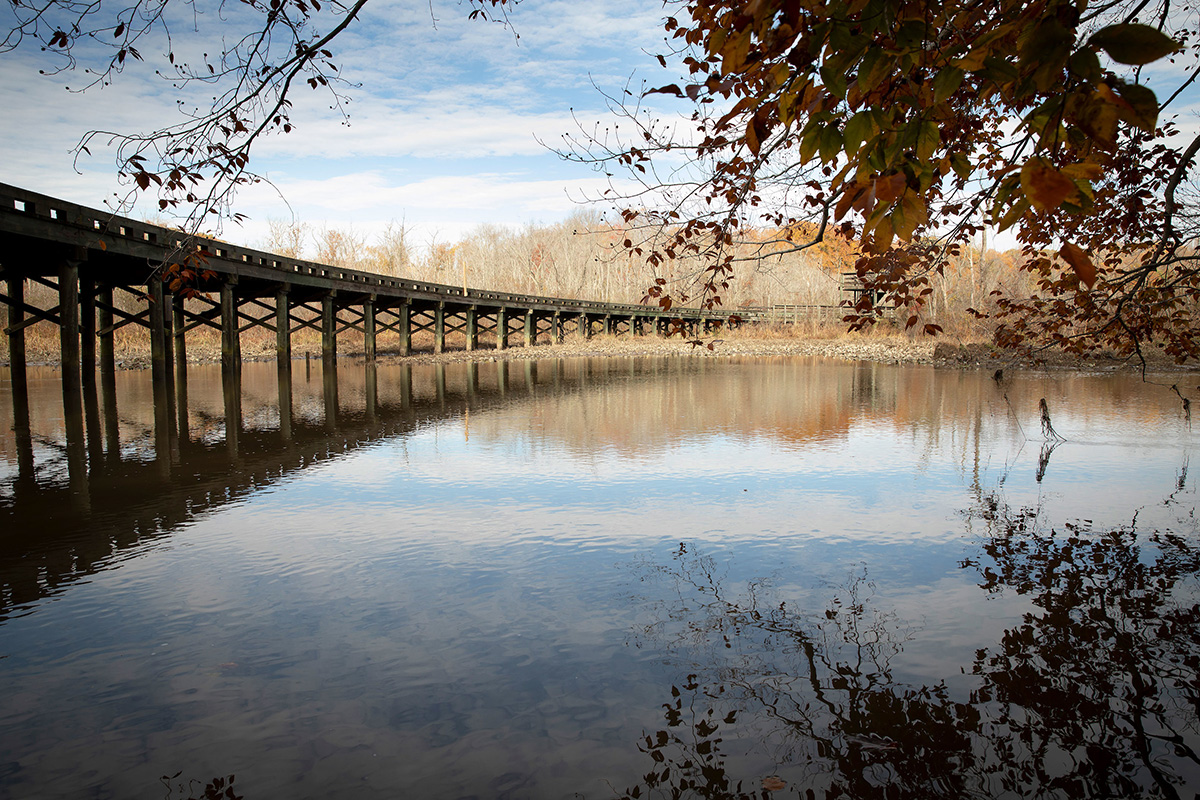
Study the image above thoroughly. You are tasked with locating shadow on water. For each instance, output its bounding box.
[621,495,1200,799]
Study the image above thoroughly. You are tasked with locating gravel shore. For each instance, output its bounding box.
[4,332,1191,372]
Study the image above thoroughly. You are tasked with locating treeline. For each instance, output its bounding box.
[263,213,1020,337]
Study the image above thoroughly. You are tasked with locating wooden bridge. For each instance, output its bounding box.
[0,182,745,372]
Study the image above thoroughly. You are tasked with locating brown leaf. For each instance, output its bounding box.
[1059,242,1096,287]
[1020,157,1076,211]
[762,776,787,791]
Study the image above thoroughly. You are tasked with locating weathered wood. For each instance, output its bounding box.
[149,277,168,387]
[398,302,411,356]
[524,311,534,347]
[434,303,445,354]
[579,313,589,339]
[553,311,563,343]
[221,282,241,373]
[276,288,291,364]
[466,307,478,351]
[322,292,336,363]
[59,257,88,501]
[59,259,81,404]
[364,298,376,362]
[496,307,507,350]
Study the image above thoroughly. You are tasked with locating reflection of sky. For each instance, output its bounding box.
[0,360,1197,798]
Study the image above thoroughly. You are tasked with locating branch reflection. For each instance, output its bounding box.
[624,503,1200,799]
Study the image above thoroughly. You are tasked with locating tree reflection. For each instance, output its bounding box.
[623,509,1200,799]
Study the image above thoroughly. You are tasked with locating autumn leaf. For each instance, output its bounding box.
[1089,24,1180,65]
[1020,158,1076,211]
[1059,242,1096,287]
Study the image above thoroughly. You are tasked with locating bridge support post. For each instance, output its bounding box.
[322,292,337,364]
[552,312,562,343]
[496,307,507,351]
[604,314,613,336]
[465,307,478,351]
[578,313,588,339]
[524,310,533,347]
[59,256,88,502]
[276,288,291,365]
[434,303,445,354]
[221,282,241,373]
[398,302,411,356]
[364,297,376,362]
[5,275,34,484]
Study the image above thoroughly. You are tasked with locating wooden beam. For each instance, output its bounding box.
[364,297,376,363]
[276,288,291,364]
[221,282,241,373]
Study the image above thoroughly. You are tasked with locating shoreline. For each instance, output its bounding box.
[2,334,1193,374]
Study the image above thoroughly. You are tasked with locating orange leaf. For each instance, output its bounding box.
[1059,242,1096,287]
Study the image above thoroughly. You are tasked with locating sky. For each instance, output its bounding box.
[0,0,679,252]
[1,0,1198,257]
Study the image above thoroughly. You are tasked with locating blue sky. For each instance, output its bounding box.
[2,0,1197,255]
[0,0,676,250]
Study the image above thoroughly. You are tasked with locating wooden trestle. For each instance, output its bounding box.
[0,182,736,379]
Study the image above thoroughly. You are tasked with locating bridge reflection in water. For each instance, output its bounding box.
[0,356,622,622]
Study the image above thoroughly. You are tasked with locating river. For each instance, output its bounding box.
[1,356,1197,798]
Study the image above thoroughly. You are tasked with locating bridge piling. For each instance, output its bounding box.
[466,307,478,351]
[434,303,445,354]
[221,283,240,373]
[364,297,376,363]
[398,302,411,356]
[275,289,291,365]
[496,307,508,351]
[524,311,534,348]
[321,292,336,364]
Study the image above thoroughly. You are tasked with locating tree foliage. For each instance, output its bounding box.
[1,0,512,228]
[565,0,1200,360]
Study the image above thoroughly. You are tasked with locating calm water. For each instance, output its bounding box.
[1,356,1197,799]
